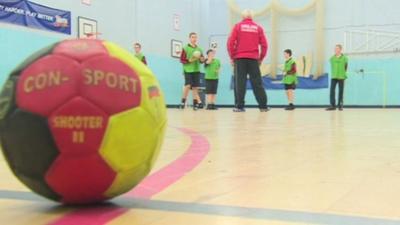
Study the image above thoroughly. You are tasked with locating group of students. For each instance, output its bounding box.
[179,32,221,110]
[133,9,349,112]
[280,44,348,111]
[133,34,221,111]
[226,9,349,112]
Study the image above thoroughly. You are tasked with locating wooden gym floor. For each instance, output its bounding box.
[1,108,400,225]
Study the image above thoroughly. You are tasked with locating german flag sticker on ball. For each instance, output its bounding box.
[0,39,167,204]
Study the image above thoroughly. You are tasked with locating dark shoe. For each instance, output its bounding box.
[326,106,336,111]
[285,104,295,111]
[193,104,199,111]
[233,108,246,112]
[338,106,343,111]
[198,103,204,109]
[179,103,185,109]
[206,104,213,110]
[211,104,218,110]
[260,107,270,112]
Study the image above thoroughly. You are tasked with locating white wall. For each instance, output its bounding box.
[134,0,209,57]
[207,0,400,63]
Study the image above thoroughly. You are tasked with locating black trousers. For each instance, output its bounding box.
[234,59,267,109]
[330,79,345,107]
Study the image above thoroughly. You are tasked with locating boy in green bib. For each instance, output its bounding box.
[179,32,205,110]
[326,44,348,111]
[282,49,298,110]
[133,43,147,65]
[204,49,221,110]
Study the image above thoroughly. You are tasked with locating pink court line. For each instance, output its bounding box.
[49,127,211,225]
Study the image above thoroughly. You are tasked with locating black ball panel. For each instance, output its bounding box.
[0,109,61,201]
[0,76,18,125]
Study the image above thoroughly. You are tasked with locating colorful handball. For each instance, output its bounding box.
[0,39,167,204]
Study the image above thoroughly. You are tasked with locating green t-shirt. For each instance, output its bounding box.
[183,44,203,73]
[135,53,145,61]
[330,54,348,80]
[283,57,298,85]
[204,58,221,80]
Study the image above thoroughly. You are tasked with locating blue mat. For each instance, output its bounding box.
[230,73,329,90]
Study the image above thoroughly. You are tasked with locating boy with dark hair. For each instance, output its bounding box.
[282,49,298,110]
[179,32,205,110]
[134,43,147,65]
[204,49,221,110]
[326,44,348,111]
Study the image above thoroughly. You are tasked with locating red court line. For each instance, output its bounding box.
[127,127,210,198]
[49,127,210,225]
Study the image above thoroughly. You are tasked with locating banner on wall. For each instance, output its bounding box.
[0,0,71,35]
[230,74,329,90]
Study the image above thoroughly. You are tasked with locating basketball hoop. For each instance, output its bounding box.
[84,32,102,39]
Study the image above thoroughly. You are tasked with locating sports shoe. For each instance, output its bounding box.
[260,107,270,112]
[233,108,246,112]
[285,104,295,111]
[325,106,336,111]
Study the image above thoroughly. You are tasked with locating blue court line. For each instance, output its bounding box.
[0,190,399,225]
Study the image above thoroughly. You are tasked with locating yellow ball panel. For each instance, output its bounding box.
[102,41,153,79]
[99,41,167,197]
[140,76,167,126]
[104,164,149,198]
[99,107,159,172]
[102,41,167,126]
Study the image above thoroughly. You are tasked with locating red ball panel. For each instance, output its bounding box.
[48,97,108,156]
[45,154,116,204]
[53,39,109,62]
[16,55,80,117]
[79,55,142,114]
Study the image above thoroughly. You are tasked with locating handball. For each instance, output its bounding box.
[0,39,167,204]
[192,50,201,59]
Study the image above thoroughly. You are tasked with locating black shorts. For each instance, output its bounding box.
[205,79,218,94]
[184,72,200,88]
[284,83,296,90]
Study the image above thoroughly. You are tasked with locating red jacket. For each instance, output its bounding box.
[227,18,268,61]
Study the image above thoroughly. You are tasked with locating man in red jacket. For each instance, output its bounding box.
[227,9,269,112]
